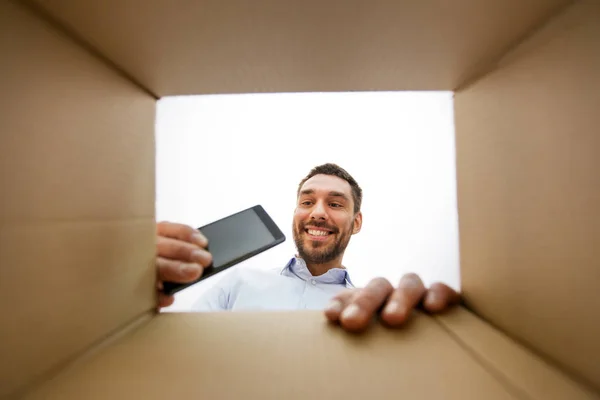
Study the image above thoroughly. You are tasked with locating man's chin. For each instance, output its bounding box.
[304,239,332,250]
[302,247,334,260]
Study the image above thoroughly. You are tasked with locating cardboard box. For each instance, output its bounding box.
[1,0,598,398]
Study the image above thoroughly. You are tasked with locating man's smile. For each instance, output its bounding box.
[304,226,334,241]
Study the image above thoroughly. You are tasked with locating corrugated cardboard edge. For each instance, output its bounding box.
[435,308,600,399]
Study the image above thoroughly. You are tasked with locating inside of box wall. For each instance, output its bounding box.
[1,0,599,398]
[0,1,157,398]
[455,0,600,390]
[26,0,571,95]
[20,309,600,400]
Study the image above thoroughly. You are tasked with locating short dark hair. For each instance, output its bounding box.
[297,163,363,214]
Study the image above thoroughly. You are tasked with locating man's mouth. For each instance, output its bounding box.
[306,228,331,236]
[304,226,334,241]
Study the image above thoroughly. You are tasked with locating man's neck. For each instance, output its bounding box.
[304,258,344,277]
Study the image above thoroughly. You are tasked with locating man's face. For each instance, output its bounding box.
[293,174,362,265]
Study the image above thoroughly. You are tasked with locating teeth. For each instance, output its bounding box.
[308,229,329,236]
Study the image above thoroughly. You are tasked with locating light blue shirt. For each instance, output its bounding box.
[191,257,354,311]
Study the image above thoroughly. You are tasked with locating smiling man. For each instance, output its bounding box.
[293,168,363,276]
[156,163,460,332]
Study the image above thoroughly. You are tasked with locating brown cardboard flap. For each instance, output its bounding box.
[454,0,600,390]
[436,308,599,399]
[28,0,569,95]
[23,311,516,400]
[0,1,156,397]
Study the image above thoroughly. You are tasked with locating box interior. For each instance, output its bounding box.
[2,0,598,398]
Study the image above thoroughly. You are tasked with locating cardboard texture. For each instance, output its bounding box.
[21,311,518,400]
[2,0,598,398]
[437,309,599,400]
[455,0,600,390]
[29,0,569,96]
[0,1,156,397]
[20,309,599,400]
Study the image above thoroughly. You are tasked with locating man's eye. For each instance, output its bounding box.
[301,201,312,206]
[330,203,342,208]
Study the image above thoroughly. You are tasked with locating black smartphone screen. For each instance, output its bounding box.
[162,205,285,296]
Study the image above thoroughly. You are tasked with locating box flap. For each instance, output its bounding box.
[27,0,570,96]
[23,310,517,400]
[454,0,600,390]
[0,1,156,397]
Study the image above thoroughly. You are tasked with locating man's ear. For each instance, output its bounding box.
[352,211,363,234]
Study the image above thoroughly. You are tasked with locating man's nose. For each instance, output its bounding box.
[310,202,328,220]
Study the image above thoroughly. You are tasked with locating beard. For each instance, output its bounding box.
[293,220,353,265]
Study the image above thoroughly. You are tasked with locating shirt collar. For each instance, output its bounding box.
[280,256,355,288]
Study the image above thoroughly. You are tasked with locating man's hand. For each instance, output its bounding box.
[156,221,213,309]
[324,273,460,332]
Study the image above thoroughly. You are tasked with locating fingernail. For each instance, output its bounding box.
[192,232,208,247]
[401,273,422,288]
[326,300,343,314]
[384,300,400,315]
[427,291,438,305]
[180,263,200,275]
[192,249,211,265]
[341,304,362,321]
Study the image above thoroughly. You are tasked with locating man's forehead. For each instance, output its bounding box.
[300,174,352,196]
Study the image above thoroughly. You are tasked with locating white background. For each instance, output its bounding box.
[155,91,460,311]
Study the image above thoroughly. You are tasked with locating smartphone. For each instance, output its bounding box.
[162,205,286,296]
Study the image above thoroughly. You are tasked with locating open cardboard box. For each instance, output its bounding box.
[1,0,599,398]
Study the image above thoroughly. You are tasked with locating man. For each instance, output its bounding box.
[156,163,460,332]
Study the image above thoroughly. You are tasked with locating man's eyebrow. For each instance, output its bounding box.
[328,191,349,201]
[299,189,349,201]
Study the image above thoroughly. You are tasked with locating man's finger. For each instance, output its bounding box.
[324,289,355,322]
[422,282,461,313]
[156,236,213,267]
[157,221,208,248]
[156,256,203,283]
[339,277,394,332]
[381,273,427,327]
[158,292,175,309]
